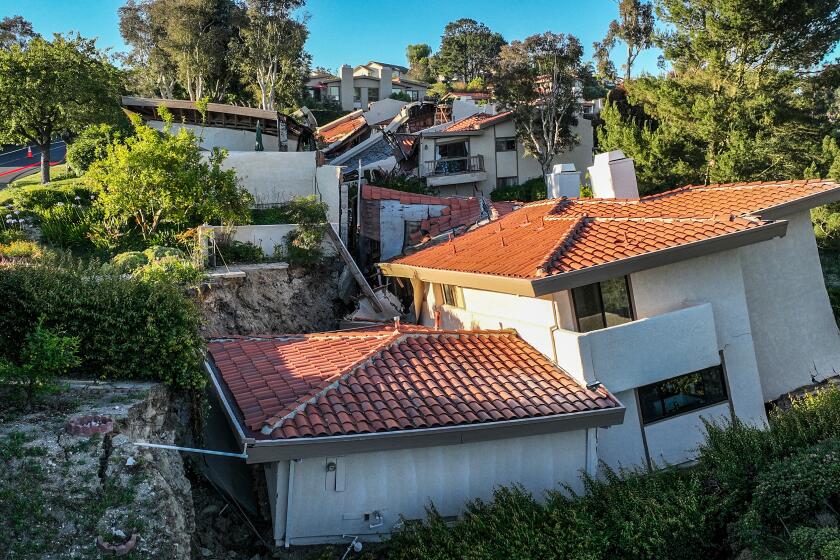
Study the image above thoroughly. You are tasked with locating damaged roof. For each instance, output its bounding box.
[317,113,368,144]
[207,324,623,443]
[381,179,840,296]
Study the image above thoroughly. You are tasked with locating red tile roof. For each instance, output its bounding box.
[208,325,620,439]
[318,114,367,144]
[442,111,513,132]
[388,179,840,279]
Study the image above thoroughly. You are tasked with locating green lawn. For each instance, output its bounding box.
[1,164,87,205]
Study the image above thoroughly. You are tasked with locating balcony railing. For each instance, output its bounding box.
[423,155,484,177]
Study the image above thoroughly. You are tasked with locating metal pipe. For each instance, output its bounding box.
[284,459,298,548]
[132,441,248,459]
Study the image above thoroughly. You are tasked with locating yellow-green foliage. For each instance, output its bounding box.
[0,241,43,261]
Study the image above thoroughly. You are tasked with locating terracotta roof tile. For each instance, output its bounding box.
[208,325,619,439]
[390,179,840,279]
[442,111,513,132]
[318,114,367,144]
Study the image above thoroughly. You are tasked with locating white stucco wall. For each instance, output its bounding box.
[378,200,447,260]
[217,152,342,224]
[147,120,299,152]
[271,429,590,545]
[201,224,336,257]
[738,211,840,400]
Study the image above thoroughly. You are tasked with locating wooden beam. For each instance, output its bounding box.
[324,224,384,313]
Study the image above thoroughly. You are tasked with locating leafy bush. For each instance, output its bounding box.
[0,322,80,404]
[251,196,328,225]
[735,438,840,552]
[216,240,264,264]
[490,178,548,202]
[372,171,438,196]
[9,183,97,214]
[110,251,148,273]
[282,226,325,266]
[813,203,840,250]
[828,286,840,325]
[0,228,27,244]
[0,240,43,261]
[66,123,130,174]
[37,202,99,254]
[0,262,205,388]
[389,91,412,102]
[143,245,183,261]
[133,256,204,286]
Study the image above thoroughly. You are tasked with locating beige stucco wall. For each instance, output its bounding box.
[738,210,840,400]
[269,429,590,545]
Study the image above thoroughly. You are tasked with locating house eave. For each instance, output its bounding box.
[752,187,840,219]
[379,219,789,297]
[244,405,625,464]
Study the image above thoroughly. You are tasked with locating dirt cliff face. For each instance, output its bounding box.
[0,382,195,559]
[198,261,347,337]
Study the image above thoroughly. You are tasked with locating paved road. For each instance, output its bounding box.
[0,140,67,186]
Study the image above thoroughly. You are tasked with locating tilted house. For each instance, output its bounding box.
[380,151,840,469]
[205,324,624,545]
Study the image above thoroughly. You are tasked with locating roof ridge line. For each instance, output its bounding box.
[534,216,587,278]
[261,330,405,434]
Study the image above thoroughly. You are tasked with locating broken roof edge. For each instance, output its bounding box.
[379,218,789,296]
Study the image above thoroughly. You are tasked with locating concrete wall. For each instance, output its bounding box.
[218,151,342,224]
[200,224,336,257]
[270,429,590,545]
[378,200,447,260]
[147,121,299,152]
[738,211,840,400]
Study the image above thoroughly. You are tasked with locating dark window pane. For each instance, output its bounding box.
[601,276,633,327]
[572,283,605,332]
[638,366,728,424]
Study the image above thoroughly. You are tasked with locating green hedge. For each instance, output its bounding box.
[490,178,548,202]
[0,261,204,388]
[388,387,840,560]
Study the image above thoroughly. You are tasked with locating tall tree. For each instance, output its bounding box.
[436,19,505,83]
[495,32,583,177]
[0,34,123,183]
[406,43,435,83]
[598,0,840,191]
[119,0,179,98]
[592,0,654,82]
[236,0,310,110]
[0,16,37,50]
[119,0,243,101]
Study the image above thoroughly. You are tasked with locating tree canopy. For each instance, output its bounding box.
[592,0,654,82]
[436,18,505,83]
[86,113,253,241]
[495,32,583,177]
[0,15,37,49]
[0,33,123,183]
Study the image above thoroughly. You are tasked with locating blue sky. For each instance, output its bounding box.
[3,0,664,74]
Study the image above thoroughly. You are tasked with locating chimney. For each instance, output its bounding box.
[587,150,639,199]
[379,66,392,101]
[546,163,581,198]
[339,65,354,111]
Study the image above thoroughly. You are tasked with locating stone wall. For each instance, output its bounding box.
[198,261,346,337]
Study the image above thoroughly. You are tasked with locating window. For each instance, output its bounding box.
[570,276,633,332]
[637,366,728,424]
[436,140,468,159]
[407,90,419,101]
[353,87,361,102]
[368,89,379,102]
[495,137,516,152]
[497,176,518,188]
[440,284,464,309]
[328,86,340,101]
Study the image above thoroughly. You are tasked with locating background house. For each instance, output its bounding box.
[306,63,429,111]
[380,152,840,468]
[416,106,594,197]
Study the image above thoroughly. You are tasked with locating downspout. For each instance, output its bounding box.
[549,295,563,365]
[585,428,598,477]
[284,459,299,548]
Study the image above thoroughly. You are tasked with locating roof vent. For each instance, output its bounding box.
[546,163,581,199]
[587,150,639,199]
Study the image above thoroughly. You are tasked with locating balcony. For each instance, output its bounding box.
[552,303,721,393]
[422,155,487,187]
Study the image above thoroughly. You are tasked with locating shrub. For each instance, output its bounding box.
[143,245,183,261]
[0,228,27,244]
[735,439,840,554]
[0,322,80,404]
[133,256,204,286]
[110,251,148,273]
[66,123,130,174]
[37,202,99,254]
[216,240,264,264]
[0,240,43,261]
[282,226,325,266]
[389,91,412,102]
[0,262,204,388]
[10,183,97,214]
[490,178,547,202]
